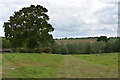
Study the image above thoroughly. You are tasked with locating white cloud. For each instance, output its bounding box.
[0,0,119,38]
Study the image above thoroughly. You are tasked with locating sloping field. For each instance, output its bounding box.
[2,53,118,78]
[55,39,96,44]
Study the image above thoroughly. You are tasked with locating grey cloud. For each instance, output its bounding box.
[0,0,118,37]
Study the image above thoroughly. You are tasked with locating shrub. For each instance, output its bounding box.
[85,42,92,54]
[114,38,120,52]
[41,47,52,53]
[91,41,106,53]
[66,43,76,54]
[52,43,62,54]
[2,38,12,48]
[78,43,86,54]
[52,43,68,54]
[34,48,42,53]
[59,43,68,55]
[17,48,35,53]
[104,40,115,53]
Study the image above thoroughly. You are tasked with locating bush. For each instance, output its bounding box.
[78,43,86,54]
[17,48,35,53]
[52,43,68,54]
[2,38,12,48]
[17,38,120,54]
[52,43,62,54]
[34,48,42,53]
[85,42,92,54]
[41,47,52,53]
[114,38,120,52]
[91,41,106,53]
[66,43,76,54]
[59,43,68,55]
[104,41,113,53]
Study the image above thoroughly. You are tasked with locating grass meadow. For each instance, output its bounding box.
[55,38,117,44]
[55,39,96,44]
[2,53,118,78]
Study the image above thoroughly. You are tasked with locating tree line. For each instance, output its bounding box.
[2,37,120,54]
[52,38,120,54]
[54,37,118,40]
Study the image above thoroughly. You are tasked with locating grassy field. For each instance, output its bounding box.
[55,39,96,44]
[55,38,118,44]
[2,53,118,78]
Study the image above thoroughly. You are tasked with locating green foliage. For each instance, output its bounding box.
[52,43,61,54]
[2,37,12,48]
[59,44,68,55]
[66,44,75,54]
[41,47,52,53]
[85,43,92,54]
[104,41,114,53]
[53,38,120,54]
[2,34,119,54]
[91,42,105,53]
[52,43,68,54]
[97,36,110,42]
[112,38,120,52]
[16,47,52,53]
[16,48,36,53]
[3,5,54,50]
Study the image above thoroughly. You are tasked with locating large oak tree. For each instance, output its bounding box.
[3,5,54,49]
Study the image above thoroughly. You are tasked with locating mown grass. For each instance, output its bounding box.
[58,53,118,78]
[2,53,118,78]
[2,53,64,78]
[73,53,118,66]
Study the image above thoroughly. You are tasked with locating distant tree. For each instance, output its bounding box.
[52,43,61,54]
[104,41,114,53]
[60,43,68,54]
[66,43,76,54]
[97,36,110,42]
[3,5,54,49]
[52,43,68,54]
[69,37,74,40]
[91,41,105,53]
[85,43,92,54]
[115,38,120,52]
[64,37,67,40]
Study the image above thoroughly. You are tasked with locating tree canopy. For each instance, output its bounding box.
[3,5,54,49]
[97,36,110,42]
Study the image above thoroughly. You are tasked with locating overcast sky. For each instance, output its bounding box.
[0,0,119,38]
